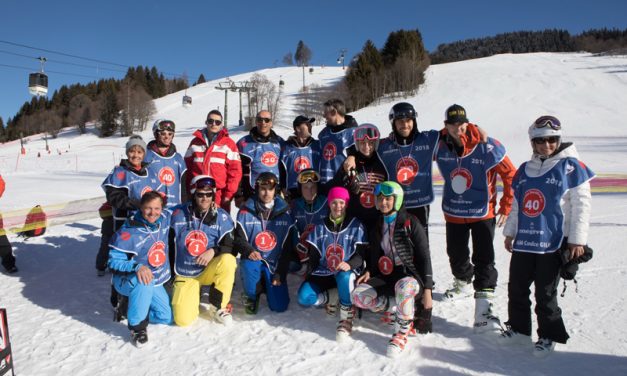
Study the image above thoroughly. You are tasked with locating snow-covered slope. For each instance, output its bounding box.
[1,53,627,375]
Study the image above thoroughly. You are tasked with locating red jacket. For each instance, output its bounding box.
[184,128,242,202]
[439,124,516,224]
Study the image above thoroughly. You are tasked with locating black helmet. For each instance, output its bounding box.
[389,102,418,136]
[255,172,279,193]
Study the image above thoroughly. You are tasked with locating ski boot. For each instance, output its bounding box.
[473,289,501,333]
[130,329,148,348]
[336,304,355,342]
[443,278,473,300]
[325,288,339,317]
[387,317,413,358]
[113,293,128,322]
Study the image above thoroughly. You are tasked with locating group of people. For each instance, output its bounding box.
[95,98,594,359]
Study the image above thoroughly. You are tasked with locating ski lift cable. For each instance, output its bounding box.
[0,39,190,79]
[0,49,128,74]
[0,63,104,79]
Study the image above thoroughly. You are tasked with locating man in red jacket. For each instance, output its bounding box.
[0,175,17,273]
[184,110,242,211]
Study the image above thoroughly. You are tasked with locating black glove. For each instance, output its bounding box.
[414,307,433,334]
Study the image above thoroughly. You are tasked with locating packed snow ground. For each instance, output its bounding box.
[1,53,627,375]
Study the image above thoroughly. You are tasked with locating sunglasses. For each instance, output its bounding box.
[206,118,223,126]
[256,117,272,123]
[195,192,214,198]
[297,170,320,184]
[533,116,561,130]
[354,126,380,141]
[533,137,560,145]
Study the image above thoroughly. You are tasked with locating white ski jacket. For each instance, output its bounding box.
[503,142,592,247]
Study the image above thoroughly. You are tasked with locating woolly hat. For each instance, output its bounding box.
[327,186,350,206]
[125,135,146,152]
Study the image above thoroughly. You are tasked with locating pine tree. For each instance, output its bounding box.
[295,40,313,66]
[195,73,206,85]
[99,85,119,137]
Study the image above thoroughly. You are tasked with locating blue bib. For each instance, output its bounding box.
[378,130,439,208]
[170,205,234,277]
[109,213,172,286]
[512,158,595,253]
[291,196,329,234]
[237,135,283,189]
[436,138,507,218]
[236,200,293,273]
[306,217,367,277]
[145,150,186,208]
[318,127,355,184]
[102,165,161,221]
[281,141,321,190]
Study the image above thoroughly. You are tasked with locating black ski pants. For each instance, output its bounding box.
[406,205,430,239]
[0,234,16,271]
[506,251,569,344]
[95,216,115,271]
[445,218,497,291]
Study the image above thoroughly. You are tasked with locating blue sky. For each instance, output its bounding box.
[1,0,626,123]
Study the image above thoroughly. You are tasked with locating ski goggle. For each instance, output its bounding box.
[256,178,278,189]
[156,120,175,132]
[533,116,561,130]
[354,125,380,141]
[374,183,396,197]
[195,176,216,190]
[392,110,416,120]
[297,170,320,184]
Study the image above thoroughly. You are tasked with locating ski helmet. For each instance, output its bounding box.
[374,181,404,212]
[152,119,176,135]
[528,115,562,140]
[389,102,418,130]
[190,175,216,194]
[354,123,381,151]
[255,172,279,193]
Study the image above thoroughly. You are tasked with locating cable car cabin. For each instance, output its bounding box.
[29,72,48,96]
[182,95,192,107]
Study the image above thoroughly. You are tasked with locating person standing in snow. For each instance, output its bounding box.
[96,135,161,277]
[145,119,187,210]
[328,123,387,229]
[499,116,595,357]
[352,181,433,357]
[235,110,285,206]
[169,175,237,327]
[108,191,173,348]
[297,186,368,342]
[435,104,516,333]
[280,115,321,201]
[318,99,358,193]
[184,110,242,212]
[0,174,18,274]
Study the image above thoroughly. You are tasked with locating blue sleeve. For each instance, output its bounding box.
[108,248,139,273]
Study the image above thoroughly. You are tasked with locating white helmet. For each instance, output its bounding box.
[528,115,562,140]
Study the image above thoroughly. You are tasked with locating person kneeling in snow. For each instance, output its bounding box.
[352,181,433,357]
[297,186,368,342]
[169,175,237,326]
[234,172,295,314]
[108,191,173,348]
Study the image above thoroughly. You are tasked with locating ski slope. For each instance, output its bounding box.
[1,53,627,375]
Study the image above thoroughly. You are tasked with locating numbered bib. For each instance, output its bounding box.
[255,230,277,252]
[451,168,472,194]
[323,143,337,161]
[185,230,208,256]
[325,243,345,272]
[359,191,375,208]
[147,241,167,267]
[522,189,545,218]
[378,256,394,275]
[158,167,176,186]
[396,157,419,185]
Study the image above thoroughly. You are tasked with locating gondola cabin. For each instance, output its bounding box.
[182,95,192,107]
[29,72,48,96]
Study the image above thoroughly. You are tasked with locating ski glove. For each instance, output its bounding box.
[414,307,433,334]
